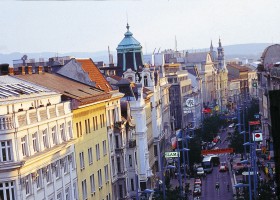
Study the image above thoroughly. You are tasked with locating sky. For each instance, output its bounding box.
[0,0,280,54]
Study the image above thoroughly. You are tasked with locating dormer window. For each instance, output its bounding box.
[144,76,148,87]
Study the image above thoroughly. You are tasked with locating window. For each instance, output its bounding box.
[85,119,90,134]
[111,158,115,176]
[131,179,134,191]
[92,117,96,131]
[117,157,121,173]
[76,122,80,137]
[67,121,73,139]
[79,152,85,170]
[88,148,93,165]
[90,174,95,193]
[73,181,78,200]
[25,175,31,196]
[60,123,66,141]
[64,158,69,174]
[85,120,88,134]
[79,122,82,136]
[21,136,27,157]
[55,161,61,178]
[144,75,148,86]
[32,132,39,153]
[82,179,87,200]
[115,135,119,148]
[95,116,98,130]
[42,129,49,149]
[129,155,132,167]
[100,115,103,128]
[0,181,15,200]
[36,170,42,189]
[51,126,57,145]
[0,140,12,162]
[65,187,70,200]
[154,145,158,156]
[98,169,102,188]
[102,114,105,127]
[104,165,109,182]
[57,191,62,200]
[96,144,100,161]
[102,140,107,156]
[119,185,123,199]
[46,165,52,183]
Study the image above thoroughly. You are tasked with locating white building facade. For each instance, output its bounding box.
[0,75,77,200]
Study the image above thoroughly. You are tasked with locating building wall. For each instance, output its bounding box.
[0,83,77,200]
[73,102,112,200]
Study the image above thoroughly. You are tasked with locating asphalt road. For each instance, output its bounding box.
[198,127,235,200]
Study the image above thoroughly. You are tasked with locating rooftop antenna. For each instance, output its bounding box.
[175,35,177,51]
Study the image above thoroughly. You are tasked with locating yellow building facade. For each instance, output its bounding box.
[73,102,112,200]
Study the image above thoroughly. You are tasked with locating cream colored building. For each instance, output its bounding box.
[0,75,77,200]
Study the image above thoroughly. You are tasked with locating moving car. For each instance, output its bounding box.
[196,167,205,176]
[219,162,228,172]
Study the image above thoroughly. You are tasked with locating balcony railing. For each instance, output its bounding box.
[0,116,14,131]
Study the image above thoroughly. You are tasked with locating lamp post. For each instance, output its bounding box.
[240,159,252,200]
[244,141,258,200]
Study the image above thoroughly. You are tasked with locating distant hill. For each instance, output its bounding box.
[0,43,274,66]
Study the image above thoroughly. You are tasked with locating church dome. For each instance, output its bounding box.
[117,24,142,51]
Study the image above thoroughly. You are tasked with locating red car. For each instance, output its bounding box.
[194,178,202,185]
[219,162,228,172]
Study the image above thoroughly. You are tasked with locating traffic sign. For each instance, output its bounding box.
[165,152,180,158]
[253,132,263,142]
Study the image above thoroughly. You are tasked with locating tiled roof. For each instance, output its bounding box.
[227,63,248,72]
[110,75,122,81]
[186,52,208,63]
[76,58,112,92]
[16,73,111,105]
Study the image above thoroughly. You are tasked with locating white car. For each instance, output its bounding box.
[196,167,205,176]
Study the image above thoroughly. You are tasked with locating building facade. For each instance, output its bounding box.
[0,75,77,200]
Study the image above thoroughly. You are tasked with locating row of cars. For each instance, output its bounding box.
[193,177,202,197]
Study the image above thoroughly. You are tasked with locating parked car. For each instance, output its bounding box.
[193,187,202,196]
[194,178,202,185]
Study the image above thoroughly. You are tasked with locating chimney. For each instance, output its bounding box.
[27,66,32,74]
[8,67,14,75]
[19,66,25,75]
[38,66,43,74]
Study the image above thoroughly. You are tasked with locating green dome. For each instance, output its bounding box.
[116,24,142,51]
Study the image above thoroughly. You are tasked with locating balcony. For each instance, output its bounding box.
[114,121,123,129]
[0,116,14,131]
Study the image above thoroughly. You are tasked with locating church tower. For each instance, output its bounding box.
[217,37,226,70]
[116,23,144,76]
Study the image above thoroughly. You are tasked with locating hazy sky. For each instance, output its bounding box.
[0,0,279,54]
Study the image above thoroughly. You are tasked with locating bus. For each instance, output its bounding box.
[201,155,220,173]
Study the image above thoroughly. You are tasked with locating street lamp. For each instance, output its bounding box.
[243,142,258,199]
[239,131,247,159]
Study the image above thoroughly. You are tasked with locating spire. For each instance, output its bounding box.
[210,40,213,51]
[126,23,130,32]
[219,37,222,47]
